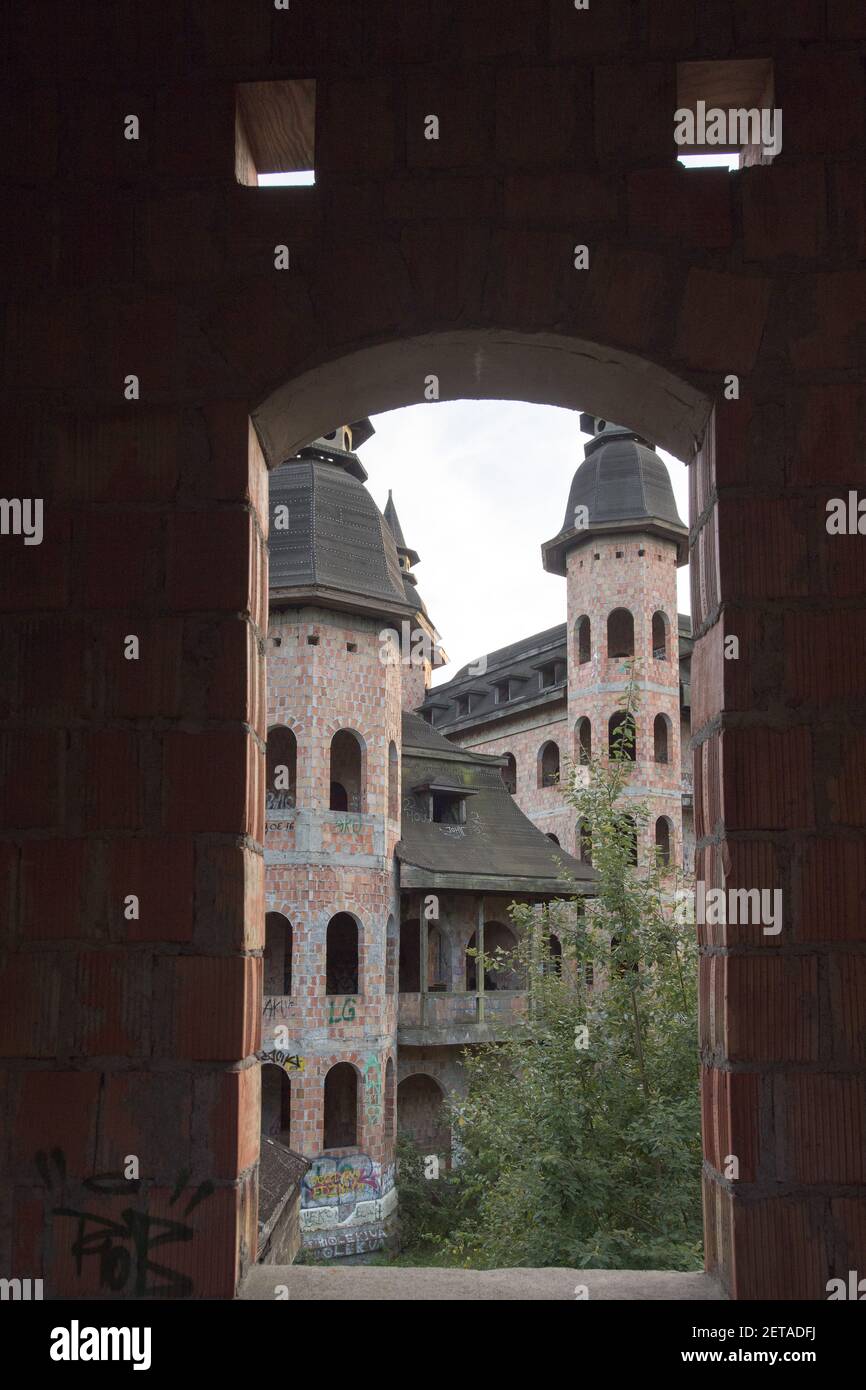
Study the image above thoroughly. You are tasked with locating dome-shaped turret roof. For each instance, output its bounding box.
[541,420,688,574]
[268,444,416,620]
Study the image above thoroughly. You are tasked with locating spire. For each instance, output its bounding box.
[384,490,420,570]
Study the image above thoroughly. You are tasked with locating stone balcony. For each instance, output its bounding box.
[397,990,530,1045]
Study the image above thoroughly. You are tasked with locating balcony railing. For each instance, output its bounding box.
[398,990,528,1032]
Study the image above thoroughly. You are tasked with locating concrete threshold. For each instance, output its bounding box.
[239,1266,726,1301]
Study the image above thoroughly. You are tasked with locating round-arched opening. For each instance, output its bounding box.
[323,1062,359,1150]
[538,740,560,788]
[654,713,671,764]
[575,614,592,665]
[264,912,292,995]
[655,816,674,867]
[465,921,520,991]
[500,751,517,795]
[397,1073,449,1159]
[608,711,637,762]
[607,608,635,661]
[266,726,297,810]
[576,819,593,865]
[326,912,359,995]
[388,739,399,820]
[652,610,670,661]
[261,1063,291,1144]
[575,716,592,765]
[329,728,365,812]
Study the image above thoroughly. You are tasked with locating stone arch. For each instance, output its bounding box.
[655,816,674,868]
[575,716,592,765]
[252,330,710,469]
[500,751,517,795]
[385,913,397,994]
[325,912,360,995]
[264,911,292,995]
[538,740,560,788]
[261,1062,291,1144]
[329,727,366,812]
[607,608,635,661]
[652,610,671,661]
[388,739,399,821]
[575,614,592,665]
[266,724,297,810]
[654,713,672,764]
[609,710,637,762]
[396,1072,449,1159]
[323,1061,360,1150]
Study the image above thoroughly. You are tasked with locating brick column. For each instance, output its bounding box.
[692,398,866,1299]
[0,401,267,1298]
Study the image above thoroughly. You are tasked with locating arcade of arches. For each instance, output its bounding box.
[3,3,865,1302]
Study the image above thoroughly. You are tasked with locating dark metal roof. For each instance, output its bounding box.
[399,712,595,895]
[421,626,568,732]
[268,456,416,620]
[257,1137,310,1242]
[542,430,688,573]
[384,490,420,567]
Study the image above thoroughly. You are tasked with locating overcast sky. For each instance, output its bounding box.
[356,401,691,686]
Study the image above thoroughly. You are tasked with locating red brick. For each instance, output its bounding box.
[73,951,150,1056]
[162,731,255,835]
[784,1074,866,1184]
[790,271,866,372]
[166,509,254,613]
[578,244,672,352]
[495,67,589,167]
[96,1071,192,1179]
[726,955,819,1063]
[550,0,638,55]
[777,55,864,157]
[0,731,62,830]
[593,63,673,164]
[75,511,164,611]
[830,955,866,1063]
[207,1066,261,1177]
[742,162,825,261]
[13,1071,100,1173]
[109,837,194,943]
[317,79,395,175]
[102,616,184,719]
[796,839,866,945]
[164,956,259,1062]
[784,610,866,708]
[21,840,87,941]
[676,268,771,372]
[55,409,182,503]
[82,730,146,832]
[829,734,866,827]
[628,167,732,249]
[0,957,61,1057]
[731,1197,829,1299]
[719,497,810,600]
[723,726,815,831]
[789,384,866,487]
[406,77,494,170]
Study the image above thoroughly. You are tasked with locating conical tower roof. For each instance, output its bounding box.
[541,418,688,574]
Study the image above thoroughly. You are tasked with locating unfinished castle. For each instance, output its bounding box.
[260,413,692,1257]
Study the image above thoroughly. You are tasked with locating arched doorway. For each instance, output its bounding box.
[397,1074,449,1161]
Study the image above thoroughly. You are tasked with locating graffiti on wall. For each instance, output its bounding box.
[262,996,292,1019]
[326,998,356,1024]
[363,1054,382,1126]
[302,1154,380,1222]
[37,1148,214,1298]
[305,1223,385,1258]
[256,1047,306,1073]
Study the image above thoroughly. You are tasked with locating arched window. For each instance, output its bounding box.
[548,934,562,976]
[653,713,670,763]
[384,1057,396,1146]
[576,615,591,665]
[577,819,592,864]
[575,717,592,764]
[323,1062,358,1149]
[397,1074,448,1157]
[500,752,517,795]
[326,913,359,994]
[652,610,669,660]
[427,924,448,991]
[607,608,634,660]
[264,912,292,995]
[399,919,420,992]
[261,1064,291,1143]
[623,814,638,865]
[608,711,637,762]
[538,741,560,788]
[655,817,673,867]
[330,729,365,812]
[546,833,560,846]
[385,914,397,994]
[466,922,520,990]
[388,740,399,820]
[266,726,297,810]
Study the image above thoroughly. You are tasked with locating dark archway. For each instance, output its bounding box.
[326,913,359,995]
[323,1063,359,1150]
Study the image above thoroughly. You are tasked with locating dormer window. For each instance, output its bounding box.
[431,791,466,825]
[538,663,560,690]
[494,680,511,705]
[456,695,471,717]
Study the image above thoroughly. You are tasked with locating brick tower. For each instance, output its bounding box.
[541,416,689,871]
[261,421,415,1258]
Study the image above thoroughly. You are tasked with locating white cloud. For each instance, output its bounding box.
[357,400,690,685]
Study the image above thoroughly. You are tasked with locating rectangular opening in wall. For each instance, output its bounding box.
[675,59,778,169]
[235,79,317,187]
